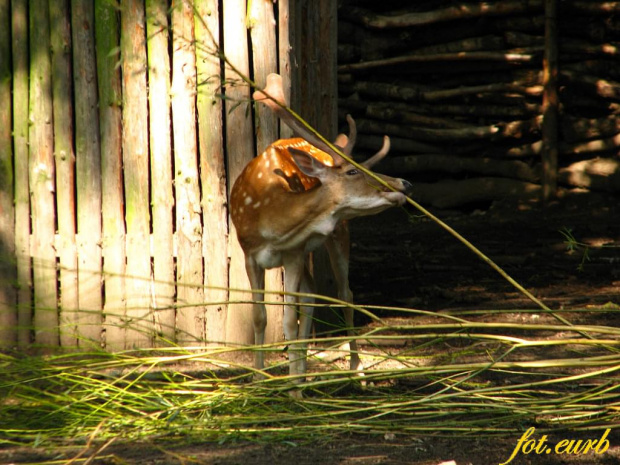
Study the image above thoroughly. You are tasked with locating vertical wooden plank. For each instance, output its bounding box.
[172,0,205,345]
[542,0,558,203]
[278,0,297,139]
[95,0,126,351]
[223,0,255,345]
[49,0,78,348]
[12,0,32,348]
[318,0,338,139]
[72,0,103,347]
[249,0,283,345]
[195,0,229,345]
[146,0,175,343]
[29,0,58,348]
[121,0,152,348]
[0,0,17,348]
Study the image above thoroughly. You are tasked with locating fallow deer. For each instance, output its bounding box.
[231,73,412,381]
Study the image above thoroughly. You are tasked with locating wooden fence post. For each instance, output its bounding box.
[542,0,559,203]
[95,0,126,351]
[121,0,152,348]
[195,0,229,346]
[30,0,58,349]
[0,0,17,348]
[223,0,255,345]
[249,0,283,345]
[146,0,175,344]
[11,0,31,348]
[172,0,205,345]
[72,0,104,347]
[50,0,78,347]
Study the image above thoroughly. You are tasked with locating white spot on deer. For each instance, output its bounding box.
[244,196,253,205]
[265,160,270,169]
[257,172,263,179]
[253,201,261,209]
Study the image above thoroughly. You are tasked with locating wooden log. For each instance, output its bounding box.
[195,0,229,346]
[561,70,620,100]
[95,0,126,351]
[412,177,542,209]
[224,0,254,345]
[0,0,17,348]
[249,0,283,344]
[568,2,620,14]
[559,158,620,193]
[561,115,620,143]
[379,154,539,183]
[339,49,540,73]
[11,0,31,348]
[72,0,103,347]
[30,0,58,348]
[356,118,501,142]
[171,0,204,346]
[542,0,559,202]
[146,0,175,344]
[355,134,444,154]
[50,0,78,347]
[365,104,472,129]
[121,0,152,348]
[341,1,544,29]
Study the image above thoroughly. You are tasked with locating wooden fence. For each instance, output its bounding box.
[0,0,338,351]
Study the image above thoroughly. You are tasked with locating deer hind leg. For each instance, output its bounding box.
[325,221,363,372]
[282,253,306,379]
[245,256,267,375]
[297,260,316,375]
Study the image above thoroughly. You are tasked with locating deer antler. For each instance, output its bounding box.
[362,136,391,169]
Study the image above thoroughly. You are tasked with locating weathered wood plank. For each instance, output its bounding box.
[195,0,229,346]
[146,0,175,344]
[95,0,126,351]
[72,0,103,347]
[11,0,32,348]
[121,0,152,348]
[249,0,283,344]
[30,0,58,348]
[0,0,17,348]
[171,0,205,345]
[50,0,78,347]
[223,0,254,345]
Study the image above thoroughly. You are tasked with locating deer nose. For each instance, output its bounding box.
[400,179,413,195]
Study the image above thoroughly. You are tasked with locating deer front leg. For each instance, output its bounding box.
[245,256,267,375]
[325,222,363,372]
[282,253,306,379]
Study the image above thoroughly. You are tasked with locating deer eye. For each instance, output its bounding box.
[346,169,359,176]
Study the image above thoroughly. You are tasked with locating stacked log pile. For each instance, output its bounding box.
[338,0,620,208]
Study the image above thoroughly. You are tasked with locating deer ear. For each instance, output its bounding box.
[289,147,329,179]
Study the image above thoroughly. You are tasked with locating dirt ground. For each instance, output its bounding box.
[2,191,619,465]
